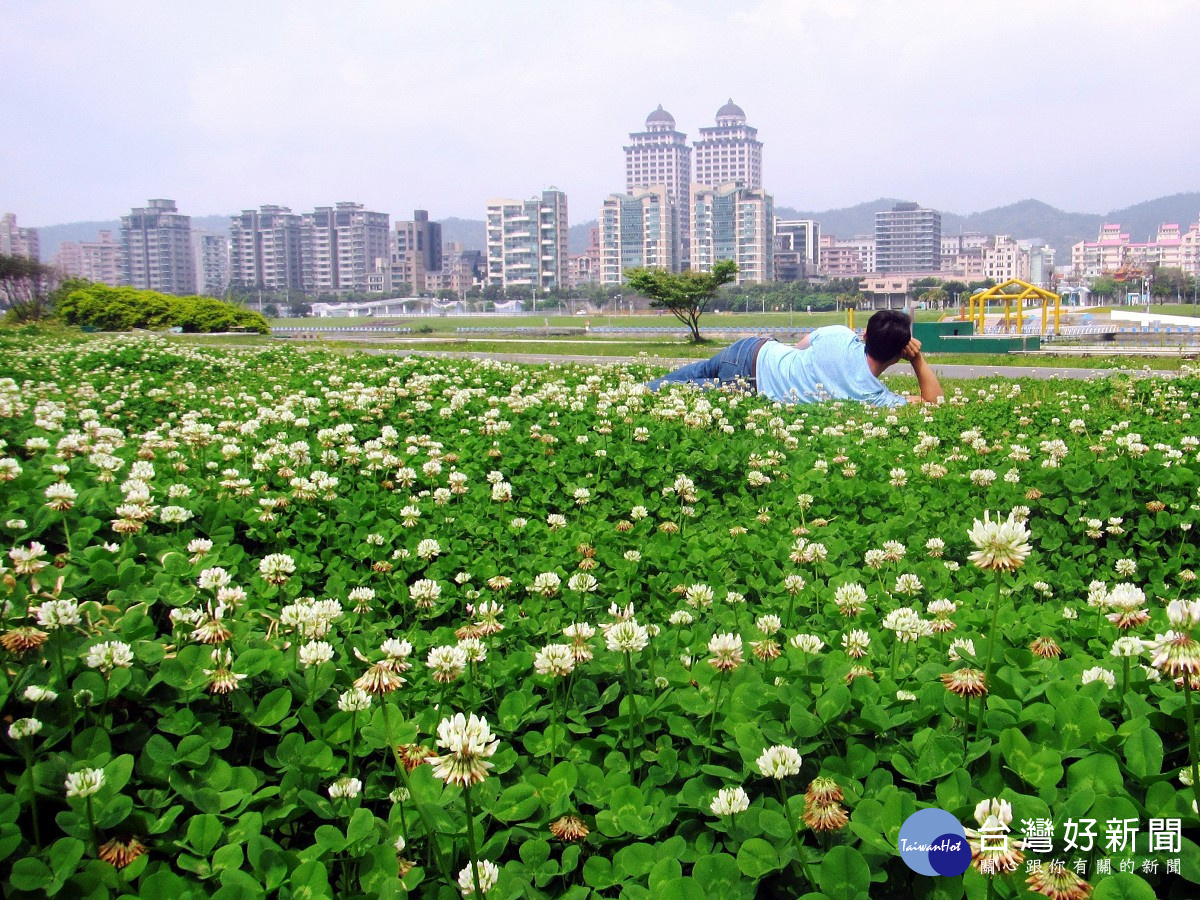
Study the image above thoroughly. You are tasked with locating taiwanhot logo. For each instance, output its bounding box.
[897,808,971,876]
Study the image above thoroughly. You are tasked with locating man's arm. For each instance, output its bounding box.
[794,333,812,350]
[900,338,943,404]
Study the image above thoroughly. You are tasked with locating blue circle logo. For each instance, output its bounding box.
[898,809,970,876]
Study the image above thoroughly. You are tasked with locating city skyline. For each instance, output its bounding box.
[4,1,1199,228]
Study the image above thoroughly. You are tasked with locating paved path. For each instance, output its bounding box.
[375,347,1165,381]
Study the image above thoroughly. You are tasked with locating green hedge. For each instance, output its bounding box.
[56,285,270,334]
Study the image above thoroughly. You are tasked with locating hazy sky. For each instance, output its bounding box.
[4,0,1199,228]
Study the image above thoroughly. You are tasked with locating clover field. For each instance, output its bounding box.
[0,335,1198,899]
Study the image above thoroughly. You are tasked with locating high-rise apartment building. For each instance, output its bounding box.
[624,106,691,272]
[194,231,231,296]
[424,242,484,298]
[692,100,763,191]
[1,214,39,261]
[818,235,875,275]
[1071,220,1200,278]
[485,189,569,291]
[120,199,195,295]
[774,219,820,282]
[690,183,774,283]
[54,230,123,284]
[229,205,303,291]
[874,202,941,274]
[301,202,390,294]
[598,187,673,284]
[391,210,442,294]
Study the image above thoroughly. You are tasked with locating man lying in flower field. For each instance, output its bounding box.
[646,309,944,406]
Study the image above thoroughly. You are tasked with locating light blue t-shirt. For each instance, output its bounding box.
[755,326,906,407]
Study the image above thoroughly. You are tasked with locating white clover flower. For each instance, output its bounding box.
[783,574,806,596]
[10,542,49,574]
[527,572,561,597]
[1111,637,1145,658]
[966,510,1032,571]
[44,482,78,510]
[894,573,923,596]
[24,685,57,703]
[710,786,751,816]
[756,745,802,779]
[707,633,743,671]
[328,777,363,799]
[1114,558,1138,577]
[458,638,486,663]
[427,645,469,682]
[1166,599,1200,629]
[381,638,413,662]
[567,573,598,593]
[409,579,442,609]
[338,688,372,713]
[605,619,650,654]
[841,629,871,658]
[668,610,694,626]
[974,798,1013,827]
[685,584,714,608]
[457,859,499,896]
[431,713,500,788]
[8,718,42,740]
[198,567,233,590]
[533,644,575,677]
[789,633,825,654]
[416,539,441,561]
[85,640,134,674]
[65,768,105,798]
[34,598,81,630]
[299,641,335,667]
[948,638,976,662]
[756,614,782,636]
[1081,667,1116,689]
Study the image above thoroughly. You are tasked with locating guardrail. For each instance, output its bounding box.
[272,326,413,333]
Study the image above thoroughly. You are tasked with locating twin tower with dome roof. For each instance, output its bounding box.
[611,100,772,280]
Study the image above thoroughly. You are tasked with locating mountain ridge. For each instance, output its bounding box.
[26,193,1200,266]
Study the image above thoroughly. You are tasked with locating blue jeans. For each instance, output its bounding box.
[645,337,770,392]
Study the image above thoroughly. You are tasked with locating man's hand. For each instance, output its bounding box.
[900,337,922,362]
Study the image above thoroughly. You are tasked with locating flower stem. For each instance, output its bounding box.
[347,710,358,778]
[776,781,816,889]
[463,785,482,898]
[707,669,728,754]
[381,699,449,879]
[976,569,1003,730]
[1120,657,1130,715]
[963,695,971,760]
[1183,678,1200,818]
[23,745,41,850]
[548,680,558,771]
[623,651,640,784]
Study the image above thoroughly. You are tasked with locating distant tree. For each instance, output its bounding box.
[263,303,279,318]
[436,289,458,300]
[1089,276,1119,302]
[290,302,313,318]
[0,255,60,322]
[624,260,738,343]
[919,287,949,307]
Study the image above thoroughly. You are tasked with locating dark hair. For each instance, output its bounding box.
[864,309,911,362]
